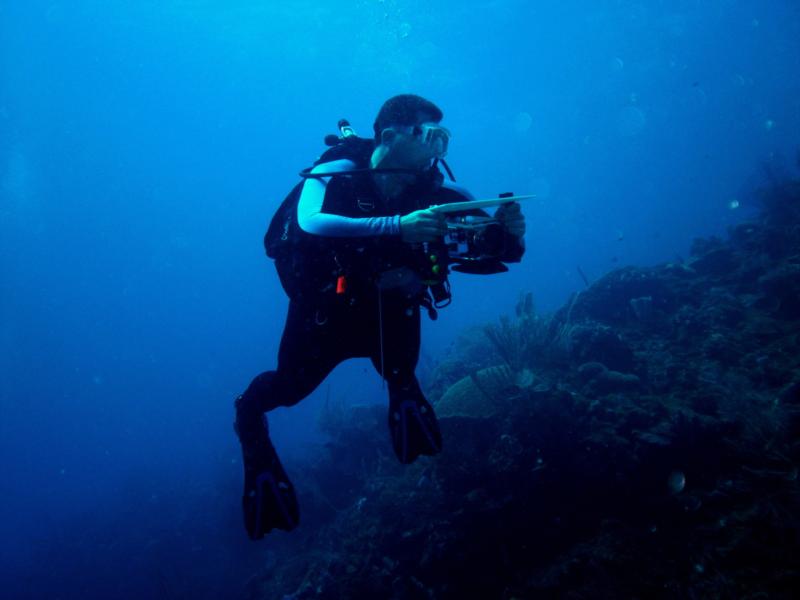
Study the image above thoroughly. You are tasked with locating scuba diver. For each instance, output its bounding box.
[234,94,526,540]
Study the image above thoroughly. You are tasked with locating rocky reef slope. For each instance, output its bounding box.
[249,174,800,599]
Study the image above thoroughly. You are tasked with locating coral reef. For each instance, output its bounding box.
[434,365,535,419]
[245,172,800,599]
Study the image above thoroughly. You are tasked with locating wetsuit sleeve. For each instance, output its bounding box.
[297,160,401,237]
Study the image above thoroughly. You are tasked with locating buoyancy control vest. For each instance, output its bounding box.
[263,135,454,313]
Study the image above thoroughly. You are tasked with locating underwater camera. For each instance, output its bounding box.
[444,214,509,274]
[429,192,530,274]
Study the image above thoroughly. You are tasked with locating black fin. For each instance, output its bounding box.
[237,415,299,539]
[243,460,299,539]
[388,385,443,464]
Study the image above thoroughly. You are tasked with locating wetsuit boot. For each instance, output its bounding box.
[234,396,299,539]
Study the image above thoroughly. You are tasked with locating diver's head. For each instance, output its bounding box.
[372,94,450,170]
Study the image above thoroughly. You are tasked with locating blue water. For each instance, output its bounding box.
[1,1,798,598]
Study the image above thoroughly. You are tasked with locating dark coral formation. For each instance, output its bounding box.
[248,173,800,599]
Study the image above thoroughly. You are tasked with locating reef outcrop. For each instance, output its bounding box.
[248,172,800,599]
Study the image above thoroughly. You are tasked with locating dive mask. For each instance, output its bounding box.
[399,123,451,159]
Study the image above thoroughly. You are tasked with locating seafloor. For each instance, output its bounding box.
[249,170,800,599]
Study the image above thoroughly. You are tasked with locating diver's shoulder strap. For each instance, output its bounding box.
[298,136,376,179]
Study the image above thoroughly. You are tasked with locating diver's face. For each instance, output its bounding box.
[381,115,448,169]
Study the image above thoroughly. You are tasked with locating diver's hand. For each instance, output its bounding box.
[399,209,447,243]
[494,202,526,238]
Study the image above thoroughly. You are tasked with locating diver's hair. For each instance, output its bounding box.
[373,94,444,143]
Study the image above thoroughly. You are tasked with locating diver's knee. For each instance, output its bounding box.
[234,389,257,417]
[235,371,278,422]
[237,368,316,416]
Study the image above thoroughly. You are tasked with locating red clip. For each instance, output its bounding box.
[336,275,347,295]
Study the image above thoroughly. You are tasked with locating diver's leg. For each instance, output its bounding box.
[234,300,344,539]
[369,296,442,464]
